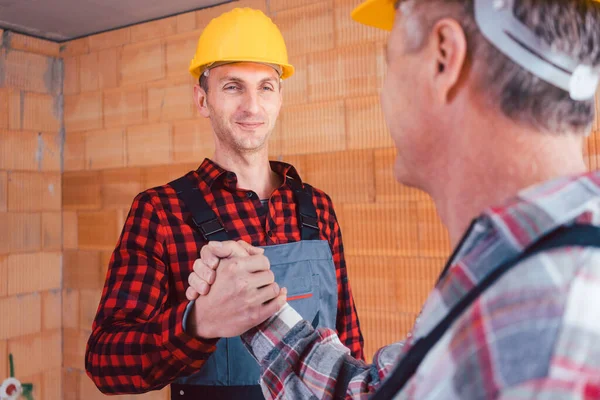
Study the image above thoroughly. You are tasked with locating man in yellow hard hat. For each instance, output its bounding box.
[84,7,364,400]
[189,0,600,398]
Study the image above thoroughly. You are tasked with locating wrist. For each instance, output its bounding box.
[185,298,215,340]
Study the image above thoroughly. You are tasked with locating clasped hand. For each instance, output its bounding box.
[185,241,287,339]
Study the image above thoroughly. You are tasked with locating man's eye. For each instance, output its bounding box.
[262,86,274,91]
[225,85,240,91]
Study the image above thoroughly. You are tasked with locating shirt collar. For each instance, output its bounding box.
[452,170,600,265]
[195,158,303,189]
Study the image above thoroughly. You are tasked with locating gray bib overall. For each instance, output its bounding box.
[169,176,338,400]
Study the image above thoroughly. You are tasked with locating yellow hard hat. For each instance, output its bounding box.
[351,0,396,31]
[189,8,295,80]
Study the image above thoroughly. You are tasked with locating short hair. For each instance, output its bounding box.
[401,0,600,135]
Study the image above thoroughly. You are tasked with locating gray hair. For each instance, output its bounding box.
[400,0,600,135]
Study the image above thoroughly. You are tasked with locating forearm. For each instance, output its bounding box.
[85,301,217,394]
[242,304,399,399]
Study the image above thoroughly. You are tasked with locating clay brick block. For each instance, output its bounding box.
[79,49,119,92]
[63,328,88,370]
[63,289,80,329]
[374,148,429,203]
[85,128,126,170]
[39,132,62,172]
[143,163,198,189]
[88,28,131,51]
[62,171,102,210]
[63,211,78,249]
[7,252,62,295]
[64,92,103,132]
[103,87,145,128]
[7,89,20,130]
[375,41,387,90]
[147,83,194,122]
[43,368,63,400]
[172,118,215,163]
[272,1,334,56]
[177,12,197,33]
[8,330,61,377]
[0,89,8,129]
[0,293,41,339]
[60,37,90,57]
[22,92,61,132]
[0,256,6,297]
[334,0,388,47]
[360,311,417,360]
[271,0,321,12]
[98,48,119,89]
[0,340,6,379]
[101,167,143,209]
[0,171,6,212]
[63,368,81,400]
[165,31,201,78]
[347,96,393,150]
[7,172,61,212]
[303,150,375,204]
[79,52,99,92]
[0,49,61,95]
[77,210,120,249]
[64,250,105,290]
[42,212,62,250]
[284,55,308,105]
[279,101,346,155]
[0,212,42,254]
[126,123,172,167]
[79,289,102,330]
[132,17,177,42]
[63,55,80,95]
[7,32,61,57]
[341,202,420,257]
[64,131,87,171]
[120,40,165,86]
[345,255,403,314]
[42,290,62,331]
[308,44,379,102]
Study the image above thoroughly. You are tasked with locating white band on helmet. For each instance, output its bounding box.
[474,0,599,101]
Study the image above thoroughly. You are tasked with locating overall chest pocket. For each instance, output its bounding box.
[271,262,321,327]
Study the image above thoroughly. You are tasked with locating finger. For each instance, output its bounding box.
[232,254,271,273]
[193,259,216,284]
[248,270,275,289]
[200,245,221,269]
[259,289,288,321]
[237,240,264,255]
[206,240,252,259]
[186,286,200,300]
[255,281,280,304]
[188,272,210,295]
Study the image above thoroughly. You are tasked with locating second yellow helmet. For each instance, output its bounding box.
[189,8,295,80]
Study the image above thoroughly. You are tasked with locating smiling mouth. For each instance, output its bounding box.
[236,122,265,130]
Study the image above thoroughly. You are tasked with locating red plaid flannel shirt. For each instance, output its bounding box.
[85,158,364,394]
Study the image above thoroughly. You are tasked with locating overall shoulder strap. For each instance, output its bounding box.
[370,224,600,400]
[287,177,321,241]
[170,176,231,242]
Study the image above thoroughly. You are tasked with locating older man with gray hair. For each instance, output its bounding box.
[187,0,600,398]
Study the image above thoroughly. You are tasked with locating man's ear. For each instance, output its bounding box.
[194,84,210,117]
[429,18,468,103]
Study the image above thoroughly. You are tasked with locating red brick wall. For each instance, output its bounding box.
[0,31,63,400]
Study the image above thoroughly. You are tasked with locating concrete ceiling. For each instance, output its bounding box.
[0,0,232,42]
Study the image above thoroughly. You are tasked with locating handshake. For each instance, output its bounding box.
[184,241,288,340]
